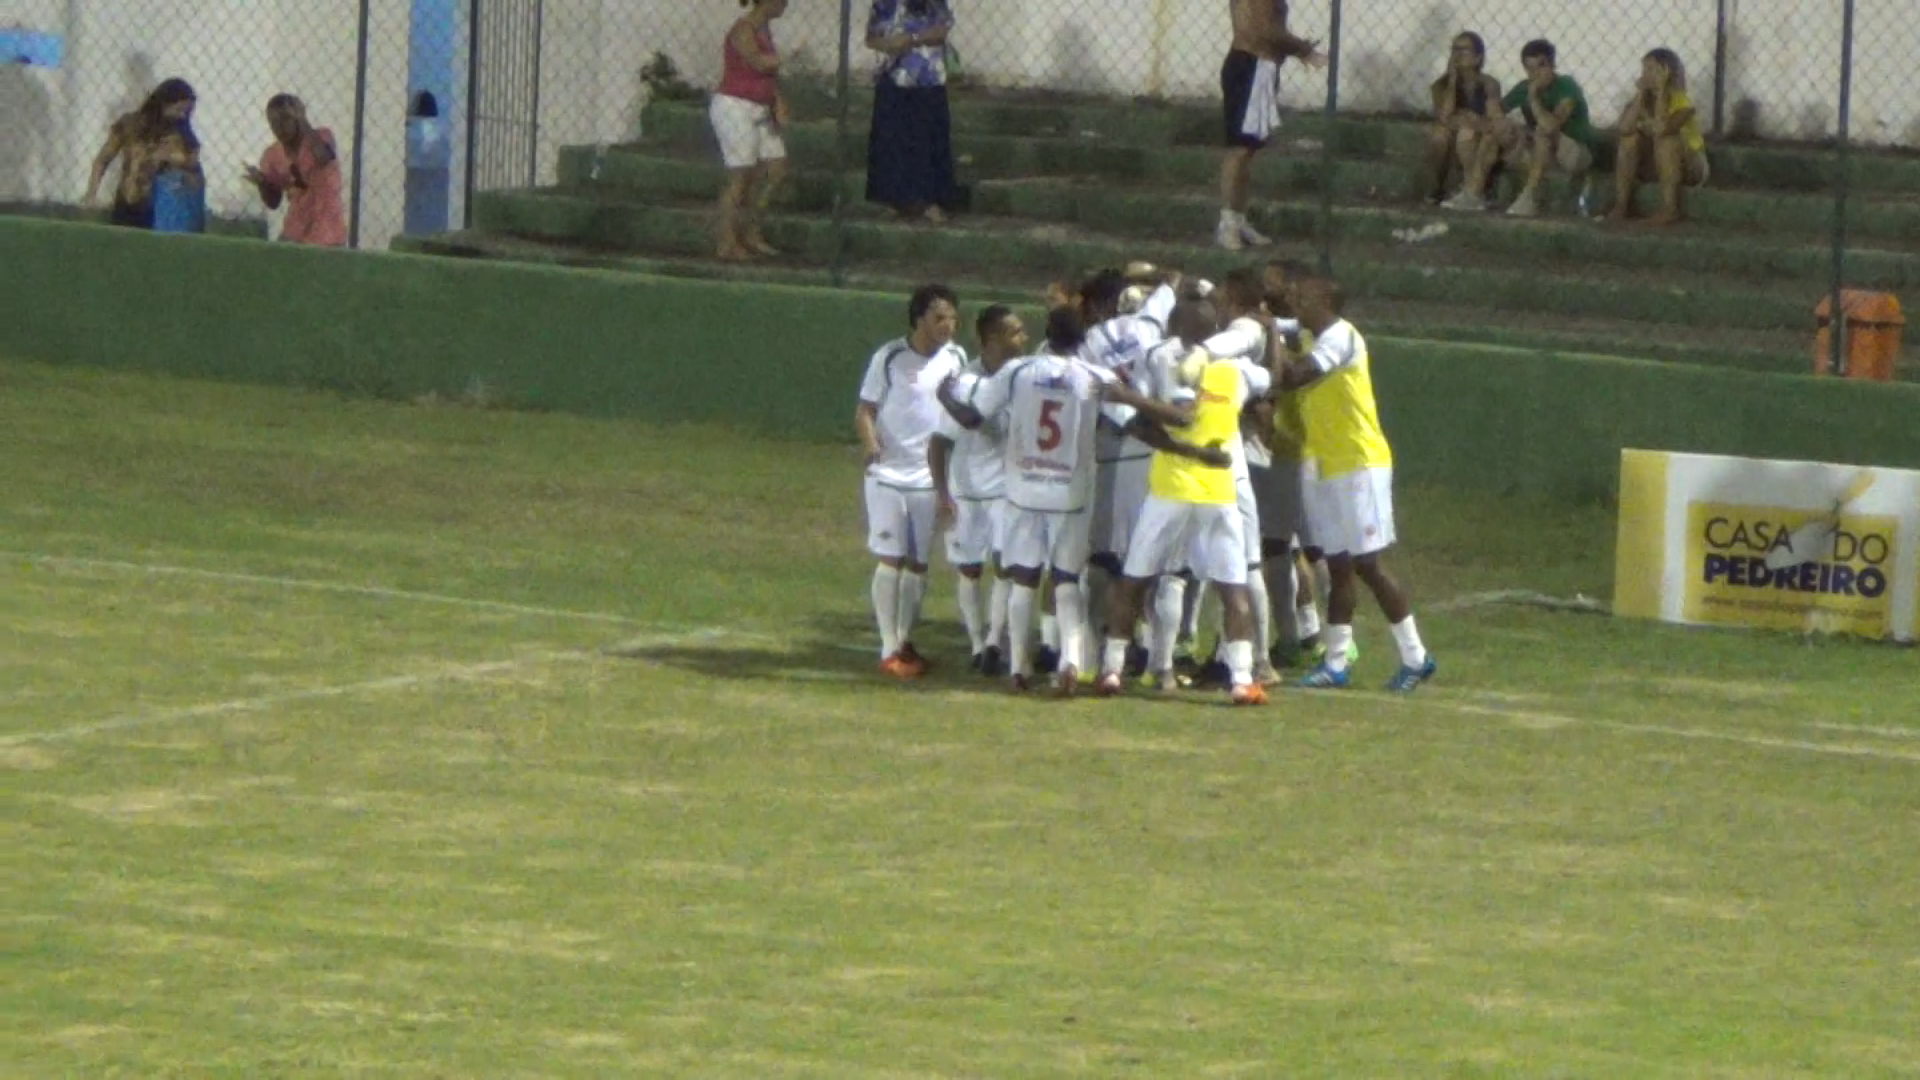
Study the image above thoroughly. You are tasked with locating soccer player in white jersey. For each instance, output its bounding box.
[1280,277,1437,691]
[1098,289,1274,706]
[1078,265,1179,672]
[942,306,1216,693]
[856,284,968,679]
[1180,268,1281,686]
[928,305,1028,676]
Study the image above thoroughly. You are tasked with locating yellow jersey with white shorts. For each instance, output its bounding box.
[1297,319,1396,557]
[1124,358,1256,586]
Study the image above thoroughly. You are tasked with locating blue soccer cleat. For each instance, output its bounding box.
[1297,663,1351,690]
[1385,655,1438,693]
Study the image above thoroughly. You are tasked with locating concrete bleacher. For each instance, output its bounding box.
[394,83,1920,379]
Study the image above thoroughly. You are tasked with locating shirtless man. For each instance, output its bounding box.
[1218,0,1327,251]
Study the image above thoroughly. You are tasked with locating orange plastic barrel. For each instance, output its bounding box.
[1814,290,1905,381]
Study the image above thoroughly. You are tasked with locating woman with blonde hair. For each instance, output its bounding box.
[1610,48,1709,225]
[84,77,204,231]
[710,0,790,260]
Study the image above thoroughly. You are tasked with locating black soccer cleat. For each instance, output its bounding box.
[1034,645,1060,674]
[980,645,1005,677]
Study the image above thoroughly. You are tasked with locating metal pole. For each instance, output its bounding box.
[1710,0,1729,137]
[348,0,372,247]
[1317,0,1342,276]
[831,0,854,288]
[528,0,544,186]
[1829,0,1854,377]
[464,0,483,226]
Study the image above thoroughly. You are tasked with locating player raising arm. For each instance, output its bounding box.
[1277,278,1436,691]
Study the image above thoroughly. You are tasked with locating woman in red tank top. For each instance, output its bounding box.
[711,0,790,260]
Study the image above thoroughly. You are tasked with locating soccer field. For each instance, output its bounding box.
[6,359,1919,1077]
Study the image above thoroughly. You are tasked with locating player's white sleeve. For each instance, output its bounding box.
[857,344,891,405]
[971,361,1016,423]
[1101,401,1137,431]
[934,408,967,442]
[1306,321,1360,375]
[1237,359,1274,400]
[1202,320,1263,364]
[1139,284,1176,331]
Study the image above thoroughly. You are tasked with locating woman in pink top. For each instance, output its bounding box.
[246,94,347,247]
[711,0,790,261]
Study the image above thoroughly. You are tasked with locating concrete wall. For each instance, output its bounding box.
[7,0,1913,250]
[8,216,1919,503]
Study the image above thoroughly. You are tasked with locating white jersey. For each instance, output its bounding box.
[934,365,1007,500]
[1117,337,1199,459]
[1198,317,1274,480]
[859,336,968,489]
[974,351,1125,513]
[1079,284,1175,463]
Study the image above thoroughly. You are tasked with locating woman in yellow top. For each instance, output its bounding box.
[1609,48,1708,226]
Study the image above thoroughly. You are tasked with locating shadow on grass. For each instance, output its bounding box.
[606,610,1241,710]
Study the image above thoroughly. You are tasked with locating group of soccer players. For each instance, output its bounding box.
[853,259,1436,704]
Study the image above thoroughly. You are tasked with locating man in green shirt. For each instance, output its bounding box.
[1444,38,1595,217]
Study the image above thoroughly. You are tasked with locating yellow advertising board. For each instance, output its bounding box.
[1614,451,1920,643]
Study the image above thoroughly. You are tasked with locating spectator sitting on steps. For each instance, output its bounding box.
[1424,31,1502,205]
[1608,48,1709,226]
[1444,38,1594,218]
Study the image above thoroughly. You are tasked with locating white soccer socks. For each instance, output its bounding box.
[1323,624,1356,673]
[1390,615,1429,669]
[1223,639,1256,688]
[987,576,1012,653]
[1149,576,1185,675]
[896,570,927,650]
[1008,585,1038,678]
[956,573,986,655]
[1054,581,1087,677]
[871,564,902,659]
[1247,565,1273,661]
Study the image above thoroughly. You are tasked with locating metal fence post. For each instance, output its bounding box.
[1316,0,1342,277]
[831,0,854,289]
[348,0,373,247]
[1828,0,1855,377]
[1711,0,1730,137]
[463,0,482,227]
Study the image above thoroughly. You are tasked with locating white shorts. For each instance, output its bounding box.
[1002,505,1093,577]
[866,477,938,565]
[946,497,1005,567]
[710,93,787,170]
[1235,473,1263,567]
[1095,457,1151,559]
[1248,460,1305,543]
[1122,495,1248,586]
[1303,464,1397,557]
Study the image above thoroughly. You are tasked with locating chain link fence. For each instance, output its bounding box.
[6,1,1913,375]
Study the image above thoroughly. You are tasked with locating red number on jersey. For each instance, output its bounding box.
[1036,399,1064,451]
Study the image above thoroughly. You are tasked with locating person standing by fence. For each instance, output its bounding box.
[1217,0,1325,251]
[84,77,204,232]
[864,0,958,224]
[247,94,346,247]
[711,0,790,261]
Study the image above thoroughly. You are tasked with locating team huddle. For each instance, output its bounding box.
[854,262,1435,704]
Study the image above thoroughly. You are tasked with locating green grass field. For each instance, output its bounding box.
[5,359,1919,1077]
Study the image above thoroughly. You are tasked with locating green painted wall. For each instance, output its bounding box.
[6,216,1915,503]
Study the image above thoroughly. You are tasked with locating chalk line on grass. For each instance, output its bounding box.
[12,550,1913,764]
[10,553,650,626]
[4,628,748,747]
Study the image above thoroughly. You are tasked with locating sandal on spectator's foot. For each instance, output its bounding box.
[744,234,780,257]
[1440,191,1487,212]
[924,206,947,225]
[1505,191,1540,217]
[716,244,753,262]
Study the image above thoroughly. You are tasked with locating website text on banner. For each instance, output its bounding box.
[1614,450,1920,644]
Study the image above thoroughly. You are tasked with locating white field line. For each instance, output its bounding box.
[10,551,1915,763]
[3,628,748,747]
[9,553,650,626]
